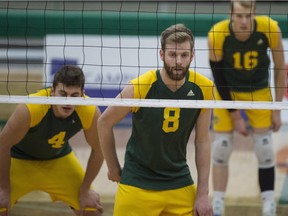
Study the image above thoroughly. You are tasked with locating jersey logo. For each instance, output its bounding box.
[257,39,263,45]
[187,90,195,96]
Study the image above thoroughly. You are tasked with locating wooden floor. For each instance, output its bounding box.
[10,201,114,216]
[7,127,288,216]
[8,200,288,216]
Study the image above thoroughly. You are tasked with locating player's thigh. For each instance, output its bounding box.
[234,88,273,102]
[10,158,41,206]
[239,88,272,129]
[41,152,86,210]
[114,184,195,216]
[213,108,233,132]
[114,184,164,216]
[246,109,272,129]
[212,90,233,132]
[162,184,196,216]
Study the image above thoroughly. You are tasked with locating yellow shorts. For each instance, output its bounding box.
[213,88,272,132]
[114,183,196,216]
[10,152,86,210]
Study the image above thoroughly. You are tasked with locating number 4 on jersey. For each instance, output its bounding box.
[48,131,66,148]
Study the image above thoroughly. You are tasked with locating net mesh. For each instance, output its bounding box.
[0,1,287,109]
[1,1,288,214]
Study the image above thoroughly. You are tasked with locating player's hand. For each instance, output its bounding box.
[271,110,281,132]
[233,118,249,136]
[193,194,213,216]
[107,167,121,182]
[230,110,249,136]
[0,209,8,216]
[0,188,10,216]
[79,189,103,216]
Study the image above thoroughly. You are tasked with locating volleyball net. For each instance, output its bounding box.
[0,1,287,110]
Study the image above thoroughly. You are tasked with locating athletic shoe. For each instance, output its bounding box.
[213,198,225,216]
[262,200,276,216]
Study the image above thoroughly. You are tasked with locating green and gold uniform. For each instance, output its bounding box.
[114,69,213,216]
[11,88,94,160]
[209,16,281,216]
[208,16,280,131]
[208,16,279,92]
[9,88,96,210]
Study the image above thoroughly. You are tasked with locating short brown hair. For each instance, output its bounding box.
[160,24,194,51]
[53,65,85,90]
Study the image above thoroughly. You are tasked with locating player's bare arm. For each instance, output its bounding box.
[0,104,31,214]
[97,85,133,183]
[209,40,248,136]
[208,40,222,62]
[230,110,249,136]
[79,106,104,214]
[271,27,286,132]
[193,109,213,216]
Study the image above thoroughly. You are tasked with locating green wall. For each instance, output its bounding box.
[0,10,287,38]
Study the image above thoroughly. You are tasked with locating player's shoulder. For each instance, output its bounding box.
[75,103,96,115]
[75,93,97,116]
[29,88,50,97]
[131,69,158,85]
[188,70,214,100]
[75,102,97,130]
[26,88,51,112]
[255,16,279,31]
[209,19,230,33]
[255,15,277,24]
[25,88,51,127]
[75,93,97,115]
[188,70,213,86]
[208,19,231,45]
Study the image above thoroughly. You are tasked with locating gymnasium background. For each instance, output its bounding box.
[0,1,288,215]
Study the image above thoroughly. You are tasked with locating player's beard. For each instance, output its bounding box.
[164,62,190,81]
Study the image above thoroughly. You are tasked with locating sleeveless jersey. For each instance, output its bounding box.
[120,69,214,190]
[11,88,96,160]
[208,16,280,92]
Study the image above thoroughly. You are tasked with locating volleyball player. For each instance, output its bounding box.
[0,65,103,216]
[98,24,214,216]
[208,0,286,215]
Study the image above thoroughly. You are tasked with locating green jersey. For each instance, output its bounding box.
[120,69,214,190]
[208,16,280,92]
[11,88,96,160]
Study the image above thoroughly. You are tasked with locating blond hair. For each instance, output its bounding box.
[231,0,256,12]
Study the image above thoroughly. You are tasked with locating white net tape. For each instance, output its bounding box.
[0,95,286,110]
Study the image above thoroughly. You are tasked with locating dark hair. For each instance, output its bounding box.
[53,65,85,90]
[160,24,194,51]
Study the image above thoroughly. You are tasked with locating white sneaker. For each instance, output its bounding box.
[213,198,225,216]
[262,200,276,216]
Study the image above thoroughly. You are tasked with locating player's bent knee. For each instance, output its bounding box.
[253,131,275,168]
[212,132,233,166]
